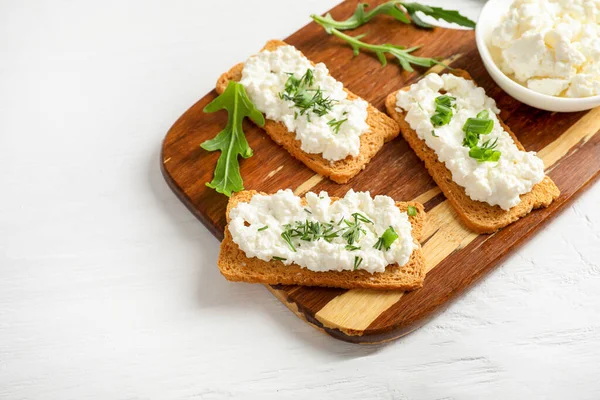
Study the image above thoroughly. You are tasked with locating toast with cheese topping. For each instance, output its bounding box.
[385,69,559,234]
[216,40,400,184]
[217,190,426,291]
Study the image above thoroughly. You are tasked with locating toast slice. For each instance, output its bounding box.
[385,69,560,234]
[216,40,400,184]
[217,190,426,291]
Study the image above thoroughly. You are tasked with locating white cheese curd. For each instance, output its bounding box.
[396,73,545,210]
[489,0,600,98]
[239,45,370,161]
[228,189,415,274]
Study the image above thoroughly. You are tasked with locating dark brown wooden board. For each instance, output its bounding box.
[161,0,600,343]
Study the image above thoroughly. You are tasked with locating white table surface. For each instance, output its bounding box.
[2,0,600,398]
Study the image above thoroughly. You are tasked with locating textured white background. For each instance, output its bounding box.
[2,0,600,399]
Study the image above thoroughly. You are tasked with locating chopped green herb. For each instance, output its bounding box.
[342,220,365,245]
[272,256,287,261]
[258,225,269,231]
[431,95,455,128]
[469,138,502,163]
[462,110,501,162]
[351,213,373,224]
[463,129,480,148]
[462,115,493,140]
[342,213,370,245]
[431,111,451,127]
[279,69,336,117]
[278,212,376,255]
[432,130,439,137]
[281,220,340,249]
[407,205,418,216]
[304,208,312,214]
[353,256,363,270]
[374,226,399,251]
[281,227,297,252]
[327,117,348,134]
[435,95,456,107]
[477,110,489,119]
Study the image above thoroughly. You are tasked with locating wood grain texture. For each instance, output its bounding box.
[160,0,600,343]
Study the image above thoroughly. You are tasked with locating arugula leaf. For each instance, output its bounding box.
[311,1,475,32]
[402,3,476,29]
[311,17,445,72]
[312,2,410,32]
[201,81,264,197]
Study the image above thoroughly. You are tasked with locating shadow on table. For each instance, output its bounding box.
[147,146,389,358]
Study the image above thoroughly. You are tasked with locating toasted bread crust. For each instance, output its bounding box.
[216,40,400,184]
[385,69,560,234]
[218,190,426,290]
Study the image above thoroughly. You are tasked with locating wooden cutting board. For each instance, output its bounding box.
[161,0,600,343]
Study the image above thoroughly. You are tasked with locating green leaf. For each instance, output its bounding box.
[311,17,446,72]
[402,3,476,29]
[311,1,475,32]
[201,81,265,197]
[310,2,410,32]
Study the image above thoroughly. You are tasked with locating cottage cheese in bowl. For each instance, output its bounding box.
[489,0,600,98]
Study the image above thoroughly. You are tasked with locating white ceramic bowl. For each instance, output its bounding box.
[475,0,600,112]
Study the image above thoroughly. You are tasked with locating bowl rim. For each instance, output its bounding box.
[475,0,600,108]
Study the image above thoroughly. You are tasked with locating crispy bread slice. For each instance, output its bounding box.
[385,69,560,234]
[217,190,426,291]
[216,40,400,184]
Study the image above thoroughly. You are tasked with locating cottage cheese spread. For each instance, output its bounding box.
[490,0,600,97]
[239,45,370,161]
[228,190,415,273]
[396,73,545,210]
